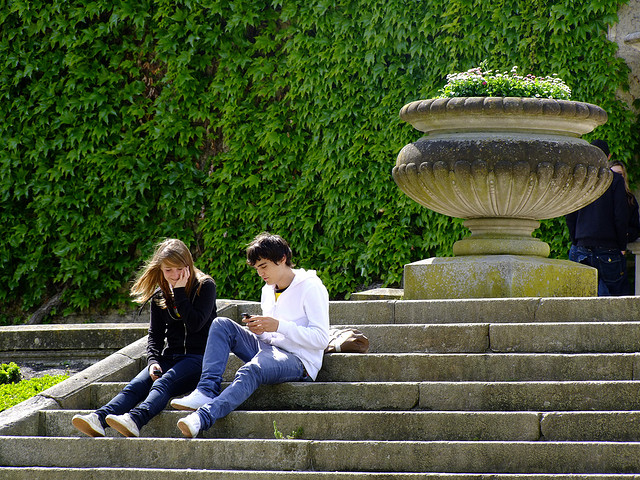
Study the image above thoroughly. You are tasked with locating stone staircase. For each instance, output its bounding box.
[2,297,640,478]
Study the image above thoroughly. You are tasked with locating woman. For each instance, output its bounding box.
[72,238,216,437]
[610,160,640,244]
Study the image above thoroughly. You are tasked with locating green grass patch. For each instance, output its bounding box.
[273,420,304,440]
[0,375,69,413]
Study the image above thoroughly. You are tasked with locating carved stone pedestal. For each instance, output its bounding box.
[403,255,597,299]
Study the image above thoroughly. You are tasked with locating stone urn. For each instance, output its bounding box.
[392,97,610,298]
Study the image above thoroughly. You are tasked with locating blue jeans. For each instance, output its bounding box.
[95,353,203,429]
[569,245,627,296]
[195,317,308,431]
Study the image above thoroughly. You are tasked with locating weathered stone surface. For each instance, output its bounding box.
[5,297,640,477]
[419,381,640,411]
[46,410,541,442]
[403,255,597,299]
[610,0,640,113]
[350,288,403,300]
[4,437,640,473]
[0,324,148,351]
[541,411,640,441]
[490,322,640,352]
[535,296,640,322]
[394,297,540,323]
[328,300,395,325]
[398,97,607,135]
[328,324,490,353]
[92,381,420,412]
[0,468,434,480]
[317,353,634,382]
[311,440,640,473]
[37,338,145,410]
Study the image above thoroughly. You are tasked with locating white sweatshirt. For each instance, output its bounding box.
[258,268,330,380]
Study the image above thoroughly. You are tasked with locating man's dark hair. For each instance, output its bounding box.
[591,139,610,157]
[246,232,293,266]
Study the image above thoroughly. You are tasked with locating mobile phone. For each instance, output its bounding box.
[241,312,252,319]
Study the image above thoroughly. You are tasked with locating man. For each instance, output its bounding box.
[170,232,330,437]
[566,140,629,296]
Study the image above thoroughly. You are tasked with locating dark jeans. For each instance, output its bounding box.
[569,245,627,296]
[95,353,203,430]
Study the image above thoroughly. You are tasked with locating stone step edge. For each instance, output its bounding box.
[0,467,634,480]
[84,379,640,414]
[47,409,640,442]
[5,437,640,472]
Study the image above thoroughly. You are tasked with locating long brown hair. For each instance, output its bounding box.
[610,161,635,207]
[130,238,211,308]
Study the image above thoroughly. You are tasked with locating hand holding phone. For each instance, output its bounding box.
[242,314,278,335]
[149,364,163,380]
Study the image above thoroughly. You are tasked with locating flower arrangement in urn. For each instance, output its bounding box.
[438,62,572,100]
[393,62,611,298]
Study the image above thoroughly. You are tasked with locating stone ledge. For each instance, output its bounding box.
[350,288,403,300]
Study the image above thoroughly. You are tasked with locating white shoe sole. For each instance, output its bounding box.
[171,401,198,411]
[177,419,197,438]
[106,416,139,437]
[72,416,104,437]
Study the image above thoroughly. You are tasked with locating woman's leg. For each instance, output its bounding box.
[94,367,153,427]
[127,354,203,428]
[197,343,305,431]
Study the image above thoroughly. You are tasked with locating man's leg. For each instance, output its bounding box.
[196,317,261,397]
[171,317,260,410]
[196,343,305,431]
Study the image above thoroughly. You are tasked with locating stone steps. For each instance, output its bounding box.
[3,436,640,473]
[316,353,638,382]
[42,408,640,442]
[6,322,640,359]
[3,297,640,477]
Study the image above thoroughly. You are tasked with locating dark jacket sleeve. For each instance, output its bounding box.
[612,174,630,250]
[147,301,166,367]
[173,278,217,333]
[628,195,640,243]
[565,212,577,245]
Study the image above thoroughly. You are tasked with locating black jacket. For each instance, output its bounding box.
[146,277,217,366]
[627,194,640,243]
[566,172,629,251]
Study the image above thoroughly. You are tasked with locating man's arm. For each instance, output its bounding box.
[250,280,329,349]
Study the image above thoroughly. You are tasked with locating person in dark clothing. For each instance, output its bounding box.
[565,140,629,296]
[609,160,640,294]
[72,238,217,437]
[610,160,640,245]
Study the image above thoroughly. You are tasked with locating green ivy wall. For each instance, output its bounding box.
[1,0,638,321]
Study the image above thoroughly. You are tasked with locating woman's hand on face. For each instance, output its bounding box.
[149,363,163,381]
[174,266,190,289]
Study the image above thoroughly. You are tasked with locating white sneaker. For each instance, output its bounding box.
[72,412,105,437]
[105,413,140,437]
[177,412,201,438]
[170,389,214,411]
